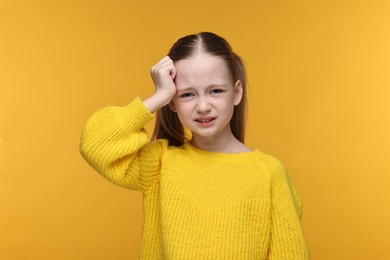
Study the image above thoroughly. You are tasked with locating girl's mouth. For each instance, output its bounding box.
[195,117,216,123]
[194,117,216,127]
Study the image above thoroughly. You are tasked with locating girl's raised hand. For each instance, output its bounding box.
[151,56,177,99]
[144,56,177,113]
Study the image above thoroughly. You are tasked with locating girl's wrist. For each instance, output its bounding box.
[143,92,172,113]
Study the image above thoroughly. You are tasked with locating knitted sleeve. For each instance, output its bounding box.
[266,156,310,259]
[79,97,167,193]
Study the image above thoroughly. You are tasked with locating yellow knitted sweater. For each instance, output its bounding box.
[80,97,310,259]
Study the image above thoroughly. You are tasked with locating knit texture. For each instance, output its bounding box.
[80,97,310,259]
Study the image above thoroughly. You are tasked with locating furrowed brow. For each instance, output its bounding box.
[177,84,228,93]
[207,84,227,89]
[176,87,196,93]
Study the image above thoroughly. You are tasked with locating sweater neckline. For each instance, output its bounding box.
[182,142,262,162]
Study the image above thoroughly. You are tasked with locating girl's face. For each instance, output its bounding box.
[170,53,243,144]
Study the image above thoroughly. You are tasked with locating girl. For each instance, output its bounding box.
[80,32,310,259]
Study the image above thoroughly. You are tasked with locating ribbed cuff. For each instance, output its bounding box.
[116,97,155,132]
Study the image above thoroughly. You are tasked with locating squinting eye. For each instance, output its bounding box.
[210,89,225,94]
[179,92,194,98]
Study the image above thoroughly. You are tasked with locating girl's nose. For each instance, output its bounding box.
[196,98,211,113]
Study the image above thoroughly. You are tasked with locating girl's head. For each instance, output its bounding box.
[152,32,247,146]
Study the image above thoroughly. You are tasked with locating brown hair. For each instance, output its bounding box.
[151,32,248,146]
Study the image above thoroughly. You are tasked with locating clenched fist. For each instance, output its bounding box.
[144,56,177,113]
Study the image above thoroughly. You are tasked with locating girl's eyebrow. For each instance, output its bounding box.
[176,87,196,92]
[209,84,228,88]
[177,84,227,92]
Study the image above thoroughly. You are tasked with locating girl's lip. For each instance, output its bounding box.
[195,117,216,127]
[194,117,216,122]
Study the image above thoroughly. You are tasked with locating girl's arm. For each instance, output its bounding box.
[266,157,311,259]
[79,56,177,192]
[80,98,167,192]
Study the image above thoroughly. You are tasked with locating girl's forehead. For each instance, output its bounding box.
[175,53,225,69]
[174,54,231,86]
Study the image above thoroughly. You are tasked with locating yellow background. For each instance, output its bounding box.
[1,0,389,259]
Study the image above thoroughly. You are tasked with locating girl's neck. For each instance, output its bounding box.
[190,133,252,154]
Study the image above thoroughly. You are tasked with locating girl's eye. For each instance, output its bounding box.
[179,92,194,98]
[210,89,225,94]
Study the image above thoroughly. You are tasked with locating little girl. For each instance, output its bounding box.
[80,32,310,259]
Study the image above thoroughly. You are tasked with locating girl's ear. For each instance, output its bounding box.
[233,80,243,106]
[169,101,177,112]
